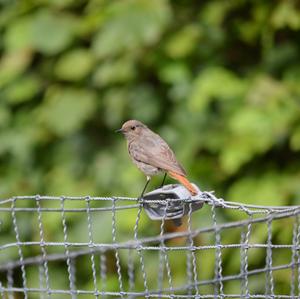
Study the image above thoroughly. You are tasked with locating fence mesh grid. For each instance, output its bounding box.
[0,192,300,298]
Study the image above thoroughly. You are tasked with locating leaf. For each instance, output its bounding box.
[201,1,232,26]
[290,125,300,151]
[0,104,11,129]
[188,67,246,112]
[158,62,191,84]
[4,10,76,55]
[92,0,171,58]
[92,58,135,86]
[31,9,76,55]
[38,87,96,136]
[283,65,300,95]
[0,50,33,88]
[128,85,160,123]
[4,74,41,104]
[54,49,94,81]
[158,63,191,101]
[220,75,299,173]
[219,137,259,175]
[164,24,201,58]
[44,0,75,9]
[44,166,94,196]
[271,1,300,30]
[0,128,34,164]
[227,173,287,207]
[102,88,129,128]
[262,43,298,73]
[3,16,33,51]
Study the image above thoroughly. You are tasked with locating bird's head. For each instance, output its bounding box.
[116,120,147,140]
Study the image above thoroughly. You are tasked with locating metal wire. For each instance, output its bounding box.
[1,192,300,298]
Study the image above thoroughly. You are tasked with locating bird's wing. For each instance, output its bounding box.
[129,133,187,176]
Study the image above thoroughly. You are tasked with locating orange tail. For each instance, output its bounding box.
[168,171,198,196]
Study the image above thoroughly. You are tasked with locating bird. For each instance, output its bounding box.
[116,120,198,198]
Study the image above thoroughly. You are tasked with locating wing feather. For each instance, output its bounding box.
[129,132,186,176]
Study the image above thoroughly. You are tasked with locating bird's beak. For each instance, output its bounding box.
[115,128,124,133]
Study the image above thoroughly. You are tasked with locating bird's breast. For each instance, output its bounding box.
[134,160,161,176]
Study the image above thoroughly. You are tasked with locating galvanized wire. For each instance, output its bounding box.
[1,191,300,298]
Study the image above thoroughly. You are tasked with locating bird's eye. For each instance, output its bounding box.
[131,126,136,130]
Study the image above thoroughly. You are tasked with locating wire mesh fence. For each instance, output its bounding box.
[0,190,300,298]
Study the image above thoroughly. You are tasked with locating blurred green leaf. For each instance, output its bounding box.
[201,1,232,26]
[283,65,300,95]
[228,172,287,206]
[164,24,201,58]
[158,62,191,84]
[263,43,298,73]
[54,49,94,81]
[129,85,160,123]
[4,9,77,55]
[92,58,135,86]
[0,128,34,164]
[45,0,76,9]
[31,9,76,55]
[219,75,299,173]
[102,88,129,128]
[38,87,96,136]
[0,50,32,87]
[45,166,94,195]
[0,104,11,128]
[4,74,41,103]
[271,1,300,30]
[290,125,300,151]
[219,136,259,175]
[92,0,171,58]
[189,67,246,111]
[4,16,33,51]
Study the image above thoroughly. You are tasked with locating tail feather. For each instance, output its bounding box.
[168,171,197,196]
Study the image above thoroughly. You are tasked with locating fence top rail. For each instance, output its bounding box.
[0,192,299,215]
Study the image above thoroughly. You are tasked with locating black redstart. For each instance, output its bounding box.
[116,120,197,197]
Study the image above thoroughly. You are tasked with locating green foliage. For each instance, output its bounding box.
[55,49,94,81]
[92,0,171,58]
[1,0,300,295]
[37,86,97,136]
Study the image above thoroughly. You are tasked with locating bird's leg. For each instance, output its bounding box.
[139,176,151,200]
[160,173,167,188]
